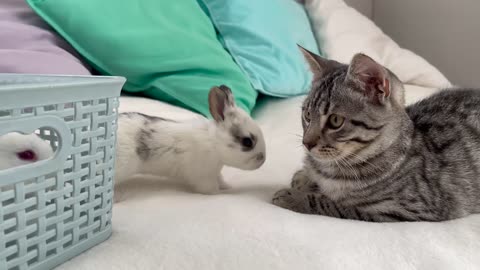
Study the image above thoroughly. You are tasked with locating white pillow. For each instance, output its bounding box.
[305,0,451,89]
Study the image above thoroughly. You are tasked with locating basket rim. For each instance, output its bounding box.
[0,74,124,109]
[0,74,126,92]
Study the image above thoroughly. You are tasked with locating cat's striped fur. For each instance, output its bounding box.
[272,48,480,222]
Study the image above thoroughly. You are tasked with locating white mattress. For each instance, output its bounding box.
[57,0,480,269]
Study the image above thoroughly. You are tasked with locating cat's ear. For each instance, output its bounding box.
[298,44,342,81]
[208,85,235,122]
[347,53,390,105]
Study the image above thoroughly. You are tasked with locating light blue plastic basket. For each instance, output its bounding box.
[0,74,125,270]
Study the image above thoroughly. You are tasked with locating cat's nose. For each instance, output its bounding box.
[303,140,317,151]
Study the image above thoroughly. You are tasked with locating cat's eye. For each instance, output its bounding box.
[327,114,345,129]
[303,111,311,123]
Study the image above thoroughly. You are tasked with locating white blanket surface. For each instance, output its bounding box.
[58,0,480,269]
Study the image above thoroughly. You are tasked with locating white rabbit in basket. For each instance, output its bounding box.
[0,132,54,170]
[114,85,266,194]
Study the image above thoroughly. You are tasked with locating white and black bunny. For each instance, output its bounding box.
[115,85,266,194]
[0,132,54,170]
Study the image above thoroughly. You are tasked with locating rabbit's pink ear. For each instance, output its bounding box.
[208,85,235,122]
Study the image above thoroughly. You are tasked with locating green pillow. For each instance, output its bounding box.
[27,0,257,116]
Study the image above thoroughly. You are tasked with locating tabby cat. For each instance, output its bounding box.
[272,46,480,222]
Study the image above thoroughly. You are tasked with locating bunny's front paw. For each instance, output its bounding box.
[189,178,221,195]
[192,185,220,195]
[218,176,231,190]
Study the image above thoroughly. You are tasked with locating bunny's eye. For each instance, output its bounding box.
[17,150,37,161]
[242,137,254,149]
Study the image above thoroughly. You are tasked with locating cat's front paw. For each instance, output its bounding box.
[291,170,309,188]
[291,169,318,192]
[272,188,308,213]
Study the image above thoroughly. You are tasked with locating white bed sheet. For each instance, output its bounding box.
[58,0,480,268]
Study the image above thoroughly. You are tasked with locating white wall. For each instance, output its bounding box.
[373,0,480,87]
[344,0,479,87]
[344,0,372,18]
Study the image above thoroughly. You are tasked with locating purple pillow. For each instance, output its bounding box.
[0,0,91,75]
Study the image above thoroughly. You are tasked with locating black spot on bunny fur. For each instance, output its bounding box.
[136,128,153,160]
[129,112,175,161]
[133,113,186,160]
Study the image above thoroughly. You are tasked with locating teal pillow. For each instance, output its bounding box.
[27,0,257,117]
[198,0,322,97]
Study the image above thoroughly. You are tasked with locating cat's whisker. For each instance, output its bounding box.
[338,156,360,181]
[332,159,344,178]
[335,153,359,180]
[289,132,304,138]
[347,152,381,169]
[345,152,382,177]
[345,158,377,176]
[330,153,350,179]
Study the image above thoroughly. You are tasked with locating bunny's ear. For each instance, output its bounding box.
[208,85,235,122]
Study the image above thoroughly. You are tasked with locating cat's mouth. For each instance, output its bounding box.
[307,140,367,163]
[308,146,342,161]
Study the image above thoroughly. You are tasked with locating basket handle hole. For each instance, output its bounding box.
[0,128,57,171]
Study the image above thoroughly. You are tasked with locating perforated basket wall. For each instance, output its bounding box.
[0,74,125,270]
